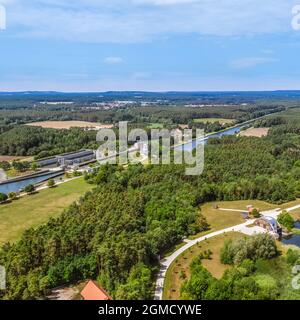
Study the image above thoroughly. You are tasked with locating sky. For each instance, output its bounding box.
[1,0,300,91]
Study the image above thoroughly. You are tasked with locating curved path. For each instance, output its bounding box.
[154,204,300,300]
[153,219,254,300]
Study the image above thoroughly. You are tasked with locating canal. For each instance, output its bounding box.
[0,171,63,194]
[174,125,243,152]
[282,221,300,248]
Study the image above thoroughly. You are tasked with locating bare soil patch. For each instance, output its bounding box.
[0,156,26,161]
[239,127,269,137]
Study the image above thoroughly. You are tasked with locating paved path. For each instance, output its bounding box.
[154,204,300,300]
[218,208,247,213]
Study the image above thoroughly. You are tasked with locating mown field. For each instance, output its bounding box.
[189,200,278,240]
[25,121,113,130]
[0,177,93,245]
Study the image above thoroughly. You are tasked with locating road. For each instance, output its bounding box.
[154,204,300,300]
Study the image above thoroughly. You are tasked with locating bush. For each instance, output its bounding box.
[8,192,17,200]
[47,179,55,188]
[0,161,11,171]
[24,184,35,194]
[277,211,294,231]
[0,192,8,203]
[286,248,300,265]
[252,208,260,218]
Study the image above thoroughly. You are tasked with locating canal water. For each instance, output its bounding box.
[174,125,243,152]
[282,221,300,248]
[0,171,63,194]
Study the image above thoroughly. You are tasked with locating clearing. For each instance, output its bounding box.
[163,232,245,300]
[25,121,113,130]
[239,127,269,137]
[0,156,32,162]
[189,200,277,239]
[0,177,93,245]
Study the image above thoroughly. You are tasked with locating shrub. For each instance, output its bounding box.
[277,211,294,231]
[8,192,17,200]
[0,192,8,203]
[220,234,278,265]
[286,248,300,265]
[24,184,35,194]
[47,179,55,188]
[252,208,260,218]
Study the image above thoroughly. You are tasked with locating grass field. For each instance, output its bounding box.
[0,177,93,245]
[147,123,164,129]
[189,200,277,240]
[194,118,235,124]
[163,232,245,300]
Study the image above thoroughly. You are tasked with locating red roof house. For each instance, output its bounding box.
[80,280,112,301]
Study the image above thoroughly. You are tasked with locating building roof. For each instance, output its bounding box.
[80,280,112,301]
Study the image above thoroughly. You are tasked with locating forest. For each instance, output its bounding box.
[2,119,300,299]
[0,126,98,159]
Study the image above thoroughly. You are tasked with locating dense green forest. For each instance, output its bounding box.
[0,126,98,159]
[2,120,300,299]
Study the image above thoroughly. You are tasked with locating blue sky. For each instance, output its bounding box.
[1,0,300,91]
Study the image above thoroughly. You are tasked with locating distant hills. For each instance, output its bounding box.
[1,90,300,98]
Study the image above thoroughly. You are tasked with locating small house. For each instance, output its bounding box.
[80,280,112,301]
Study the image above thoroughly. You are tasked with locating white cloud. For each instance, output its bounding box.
[229,57,277,69]
[104,56,124,64]
[3,0,299,43]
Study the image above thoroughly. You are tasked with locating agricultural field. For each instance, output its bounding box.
[0,156,30,162]
[25,121,113,130]
[0,177,93,245]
